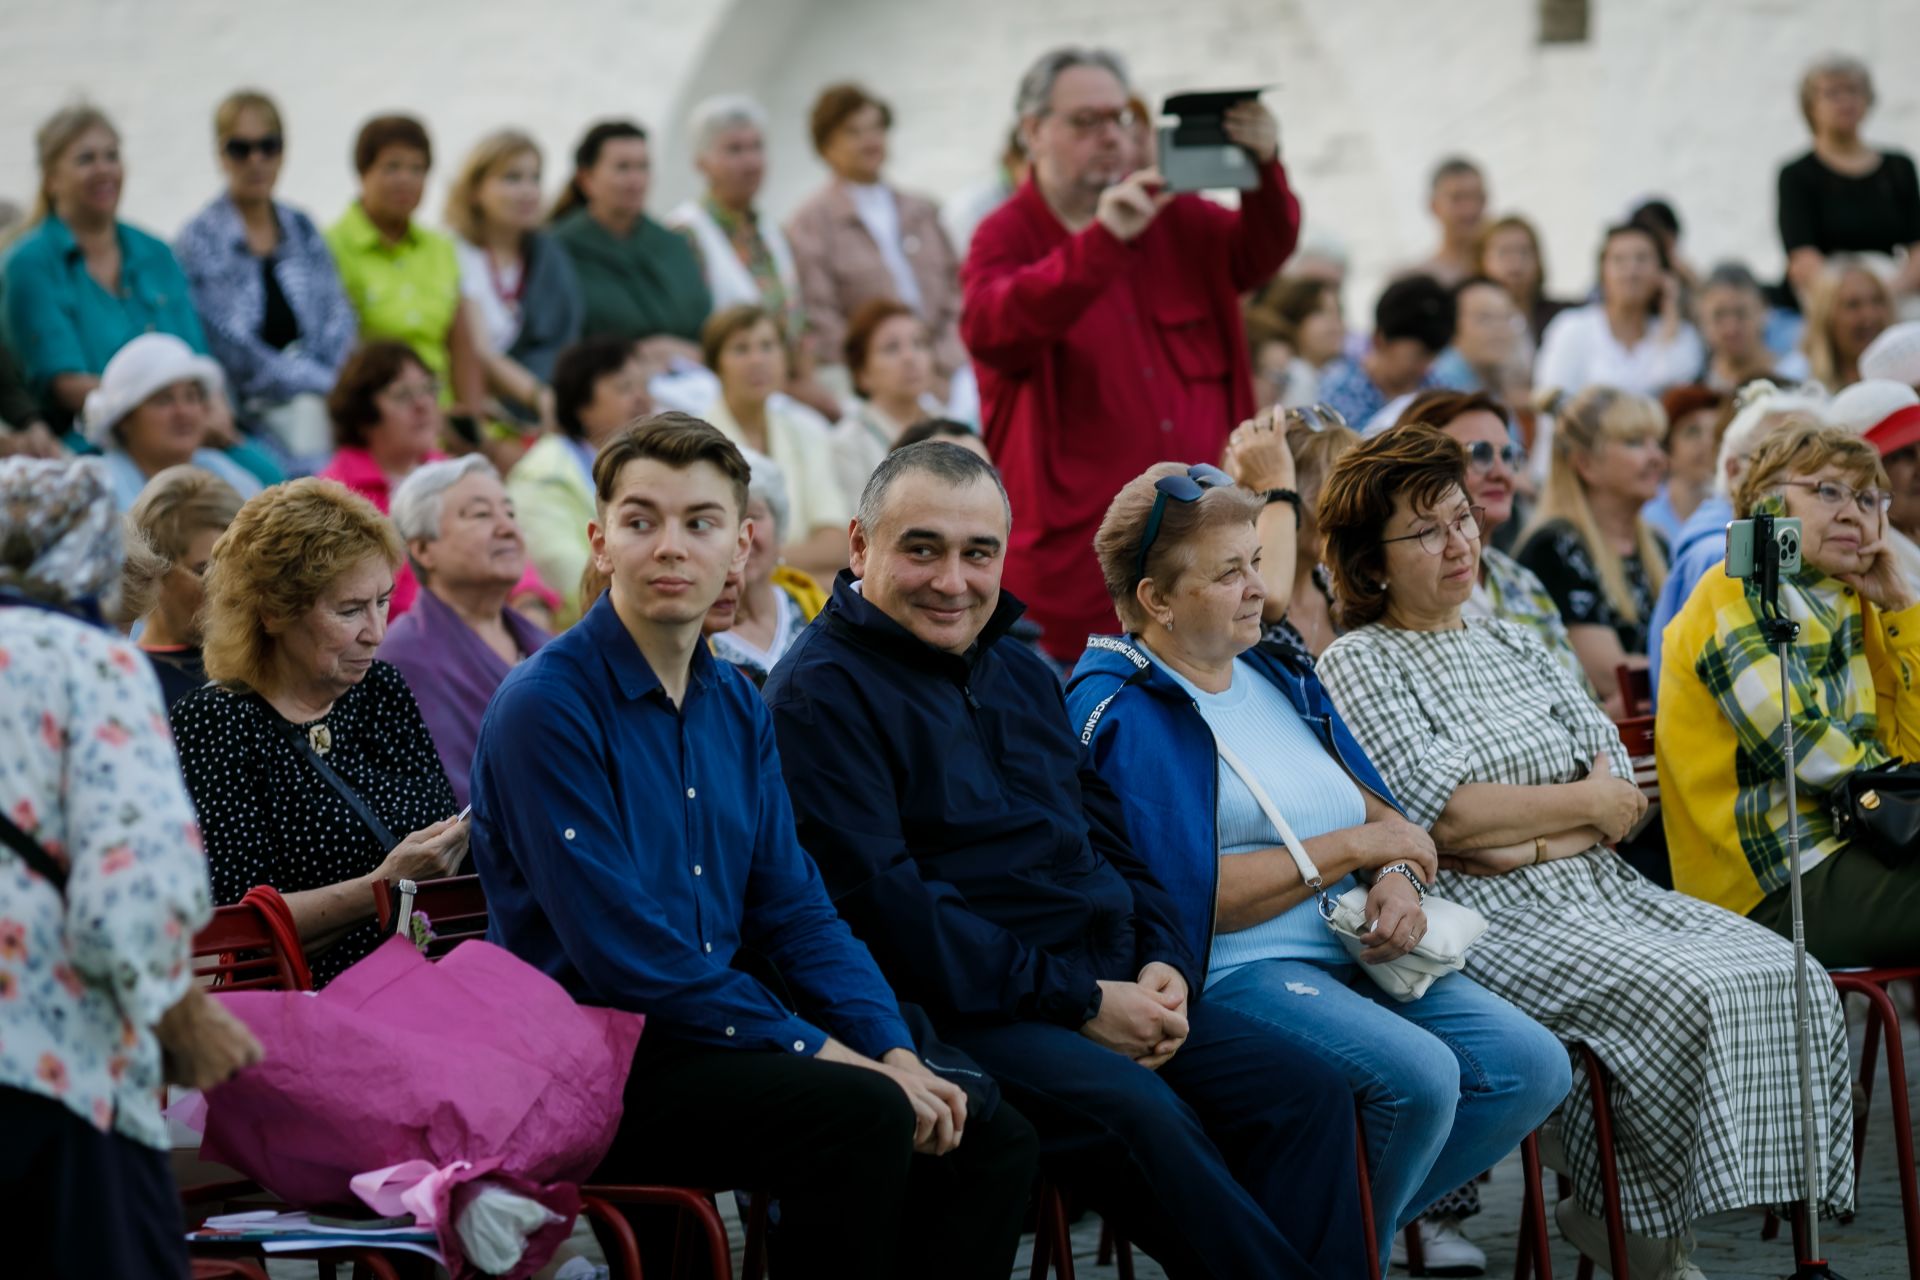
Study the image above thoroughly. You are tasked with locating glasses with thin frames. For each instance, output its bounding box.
[1134,464,1234,583]
[1780,479,1891,516]
[1052,107,1139,135]
[223,135,283,162]
[379,378,441,409]
[1381,505,1487,556]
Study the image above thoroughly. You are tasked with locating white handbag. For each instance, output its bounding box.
[1214,738,1488,1002]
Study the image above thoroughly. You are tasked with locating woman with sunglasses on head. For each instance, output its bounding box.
[176,90,358,473]
[1312,424,1857,1280]
[1661,423,1920,966]
[1517,386,1669,716]
[1067,445,1569,1275]
[1394,389,1586,685]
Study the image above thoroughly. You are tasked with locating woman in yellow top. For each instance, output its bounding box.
[1658,423,1920,967]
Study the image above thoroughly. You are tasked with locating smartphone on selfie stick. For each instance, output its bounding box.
[1725,512,1847,1277]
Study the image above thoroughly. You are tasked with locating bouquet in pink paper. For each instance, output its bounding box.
[196,935,644,1278]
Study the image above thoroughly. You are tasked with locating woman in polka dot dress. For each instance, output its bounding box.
[171,478,465,986]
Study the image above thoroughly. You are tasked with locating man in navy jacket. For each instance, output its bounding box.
[765,441,1366,1279]
[470,417,1036,1279]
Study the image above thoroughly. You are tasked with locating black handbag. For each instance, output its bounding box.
[1829,760,1920,866]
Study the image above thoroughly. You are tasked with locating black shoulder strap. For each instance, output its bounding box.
[0,807,67,892]
[264,705,398,852]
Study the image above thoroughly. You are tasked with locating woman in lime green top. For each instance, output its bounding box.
[548,120,712,365]
[325,115,486,416]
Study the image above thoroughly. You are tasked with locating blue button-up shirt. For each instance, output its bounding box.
[469,593,912,1060]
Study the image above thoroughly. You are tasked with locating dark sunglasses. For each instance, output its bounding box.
[1134,464,1235,584]
[1465,440,1522,473]
[223,134,283,162]
[1284,403,1349,434]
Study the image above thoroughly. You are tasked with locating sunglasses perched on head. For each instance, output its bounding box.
[223,135,283,162]
[1284,404,1349,434]
[1134,464,1235,584]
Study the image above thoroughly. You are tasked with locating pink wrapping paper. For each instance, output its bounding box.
[201,936,642,1278]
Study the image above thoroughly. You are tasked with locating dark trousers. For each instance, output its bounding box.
[944,998,1367,1280]
[0,1086,188,1280]
[1751,841,1920,968]
[594,1036,1039,1280]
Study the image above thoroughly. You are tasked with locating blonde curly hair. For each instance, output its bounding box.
[201,478,401,691]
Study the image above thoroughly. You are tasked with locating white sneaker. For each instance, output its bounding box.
[1554,1197,1706,1279]
[1389,1216,1486,1276]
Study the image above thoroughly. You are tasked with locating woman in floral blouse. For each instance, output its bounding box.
[0,457,259,1279]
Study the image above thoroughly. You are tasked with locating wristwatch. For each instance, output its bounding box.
[1263,488,1303,529]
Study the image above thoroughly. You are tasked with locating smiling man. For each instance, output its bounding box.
[765,441,1366,1279]
[467,414,1035,1279]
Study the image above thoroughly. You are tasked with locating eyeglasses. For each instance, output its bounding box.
[1465,441,1522,473]
[222,134,283,162]
[1134,464,1234,583]
[1381,505,1486,556]
[1284,404,1349,434]
[1780,479,1891,515]
[1052,107,1139,135]
[378,379,441,408]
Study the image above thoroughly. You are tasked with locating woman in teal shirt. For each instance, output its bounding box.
[2,106,210,428]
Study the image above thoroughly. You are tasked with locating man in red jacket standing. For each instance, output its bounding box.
[962,47,1301,660]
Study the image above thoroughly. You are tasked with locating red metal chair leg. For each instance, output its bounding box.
[585,1185,734,1280]
[1029,1181,1074,1280]
[1403,1221,1428,1275]
[739,1192,769,1280]
[1833,975,1920,1279]
[1519,1132,1555,1280]
[580,1194,643,1280]
[1576,1045,1631,1280]
[1356,1113,1382,1280]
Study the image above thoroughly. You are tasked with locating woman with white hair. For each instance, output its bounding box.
[1646,380,1830,701]
[377,454,549,807]
[664,96,841,419]
[84,333,264,510]
[705,451,826,680]
[1777,54,1920,304]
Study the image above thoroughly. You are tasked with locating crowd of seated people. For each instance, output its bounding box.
[5,39,1920,1280]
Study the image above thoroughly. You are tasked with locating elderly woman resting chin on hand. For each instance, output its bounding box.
[1066,432,1569,1268]
[1311,422,1858,1276]
[169,478,465,987]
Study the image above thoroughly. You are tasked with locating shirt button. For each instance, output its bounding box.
[704,942,713,953]
[725,1026,735,1037]
[1143,366,1155,379]
[793,1040,806,1052]
[693,864,703,876]
[686,787,697,799]
[563,828,576,840]
[1160,419,1174,433]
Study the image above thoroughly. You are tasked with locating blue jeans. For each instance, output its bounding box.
[1209,959,1571,1263]
[944,997,1367,1279]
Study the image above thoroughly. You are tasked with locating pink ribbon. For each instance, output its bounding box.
[350,1159,475,1225]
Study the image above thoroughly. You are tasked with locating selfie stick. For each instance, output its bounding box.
[1753,516,1844,1279]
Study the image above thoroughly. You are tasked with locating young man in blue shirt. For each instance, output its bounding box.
[765,442,1368,1278]
[468,415,1036,1278]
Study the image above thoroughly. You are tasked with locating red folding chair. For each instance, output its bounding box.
[1401,1132,1555,1280]
[1826,967,1920,1276]
[373,875,750,1280]
[1613,664,1653,719]
[182,901,412,1280]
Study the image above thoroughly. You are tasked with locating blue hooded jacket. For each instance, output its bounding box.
[1064,635,1402,986]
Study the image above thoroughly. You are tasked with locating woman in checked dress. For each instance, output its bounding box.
[1312,423,1853,1280]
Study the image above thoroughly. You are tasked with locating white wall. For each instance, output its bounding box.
[3,0,1916,320]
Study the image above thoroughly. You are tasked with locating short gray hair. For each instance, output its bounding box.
[745,452,791,544]
[1702,261,1762,297]
[856,441,1010,534]
[689,94,767,156]
[390,454,498,546]
[1014,46,1130,120]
